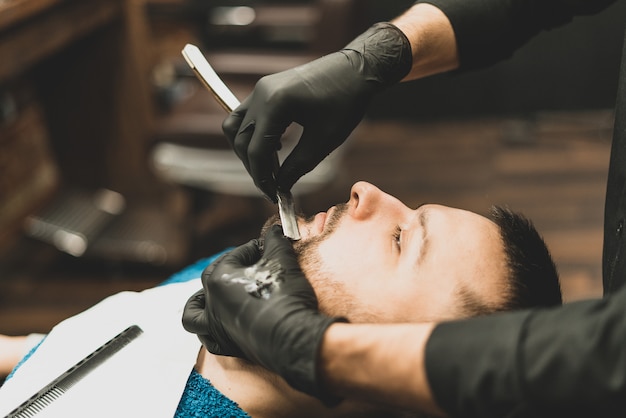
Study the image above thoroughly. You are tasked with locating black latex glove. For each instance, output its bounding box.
[222,22,412,202]
[182,225,346,401]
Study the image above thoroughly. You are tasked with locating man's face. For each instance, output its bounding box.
[280,181,509,323]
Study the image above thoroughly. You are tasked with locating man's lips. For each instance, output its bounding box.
[298,206,337,240]
[299,210,328,240]
[312,211,327,236]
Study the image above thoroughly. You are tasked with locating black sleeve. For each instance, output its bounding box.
[414,0,618,70]
[425,286,626,418]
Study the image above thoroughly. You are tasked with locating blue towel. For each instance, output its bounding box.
[160,249,231,286]
[175,368,250,418]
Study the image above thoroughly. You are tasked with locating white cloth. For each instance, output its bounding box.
[0,279,202,417]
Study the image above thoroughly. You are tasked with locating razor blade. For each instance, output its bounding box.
[181,44,301,240]
[277,191,301,240]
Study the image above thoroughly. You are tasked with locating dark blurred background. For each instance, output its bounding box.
[1,0,623,338]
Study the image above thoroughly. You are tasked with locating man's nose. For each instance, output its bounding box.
[349,181,384,220]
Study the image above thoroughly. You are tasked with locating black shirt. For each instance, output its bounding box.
[420,0,617,70]
[417,0,626,416]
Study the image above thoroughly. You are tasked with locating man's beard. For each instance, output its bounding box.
[258,204,377,322]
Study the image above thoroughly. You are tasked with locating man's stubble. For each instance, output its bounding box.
[259,204,378,322]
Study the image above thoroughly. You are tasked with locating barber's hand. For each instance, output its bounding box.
[223,22,412,201]
[182,225,346,401]
[181,251,247,358]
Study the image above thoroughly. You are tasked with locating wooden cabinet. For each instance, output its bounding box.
[0,0,157,250]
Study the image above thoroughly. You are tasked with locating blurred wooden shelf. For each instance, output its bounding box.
[0,0,65,30]
[0,0,121,82]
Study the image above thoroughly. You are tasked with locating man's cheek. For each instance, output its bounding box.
[316,240,355,276]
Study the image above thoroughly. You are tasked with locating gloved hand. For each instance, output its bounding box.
[182,225,346,401]
[223,22,412,202]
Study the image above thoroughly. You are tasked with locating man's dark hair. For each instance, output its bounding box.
[457,206,562,316]
[490,205,562,310]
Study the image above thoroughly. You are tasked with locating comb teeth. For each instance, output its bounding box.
[14,387,64,418]
[6,325,143,418]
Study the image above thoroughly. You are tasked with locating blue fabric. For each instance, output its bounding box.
[160,249,231,286]
[8,250,249,417]
[6,338,45,381]
[174,368,250,418]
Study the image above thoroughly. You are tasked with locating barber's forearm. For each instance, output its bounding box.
[319,322,446,416]
[391,3,459,81]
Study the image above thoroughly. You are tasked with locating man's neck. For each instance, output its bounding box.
[195,348,400,418]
